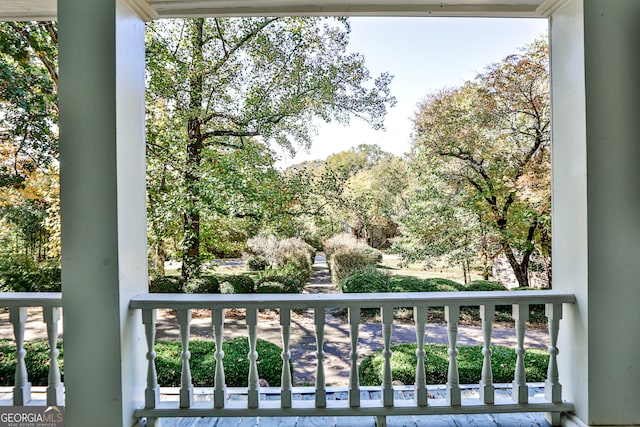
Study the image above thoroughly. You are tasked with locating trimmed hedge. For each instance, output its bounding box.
[184,275,220,294]
[149,276,182,293]
[0,337,290,388]
[0,340,64,386]
[359,343,549,386]
[155,337,290,387]
[219,274,256,294]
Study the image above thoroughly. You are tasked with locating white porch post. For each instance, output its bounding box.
[551,0,640,425]
[58,0,150,425]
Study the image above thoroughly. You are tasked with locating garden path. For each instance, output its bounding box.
[0,256,549,386]
[154,256,549,385]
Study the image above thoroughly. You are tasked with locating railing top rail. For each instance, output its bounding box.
[0,292,62,308]
[130,290,576,310]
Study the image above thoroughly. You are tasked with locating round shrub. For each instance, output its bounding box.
[183,275,220,294]
[149,276,182,293]
[423,278,465,292]
[340,267,391,293]
[219,274,255,294]
[359,343,549,386]
[465,280,507,292]
[154,337,290,387]
[245,255,269,271]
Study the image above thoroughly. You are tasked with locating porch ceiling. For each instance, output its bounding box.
[1,0,566,21]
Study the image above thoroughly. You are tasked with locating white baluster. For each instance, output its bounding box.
[177,309,193,408]
[545,303,563,403]
[212,308,226,409]
[414,305,428,406]
[10,307,31,405]
[44,307,63,406]
[142,309,159,409]
[479,304,495,404]
[247,308,259,409]
[280,308,292,409]
[381,306,394,407]
[512,304,529,404]
[314,307,326,408]
[445,305,460,406]
[348,306,360,408]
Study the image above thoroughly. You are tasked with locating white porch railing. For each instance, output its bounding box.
[129,290,576,426]
[0,292,63,407]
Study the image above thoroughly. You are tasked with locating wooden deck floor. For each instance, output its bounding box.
[158,385,553,427]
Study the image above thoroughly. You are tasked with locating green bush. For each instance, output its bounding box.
[356,245,383,264]
[256,273,300,293]
[256,281,299,294]
[0,256,61,292]
[323,232,360,261]
[245,255,269,271]
[359,343,549,386]
[149,276,182,293]
[340,267,392,293]
[423,278,465,291]
[154,337,290,387]
[184,275,220,294]
[219,274,255,294]
[0,340,64,386]
[464,280,507,292]
[331,249,378,284]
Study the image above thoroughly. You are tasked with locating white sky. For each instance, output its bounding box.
[275,16,548,168]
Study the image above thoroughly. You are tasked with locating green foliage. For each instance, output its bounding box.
[323,232,359,261]
[0,255,60,292]
[256,281,299,294]
[359,344,549,386]
[245,255,269,271]
[330,249,378,284]
[149,276,183,293]
[399,39,551,288]
[0,340,63,386]
[324,234,382,284]
[245,235,314,286]
[154,337,289,387]
[0,22,58,186]
[340,267,392,293]
[219,274,255,294]
[465,280,507,292]
[146,17,395,281]
[183,275,220,294]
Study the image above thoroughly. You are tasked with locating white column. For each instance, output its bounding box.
[58,0,151,424]
[551,0,640,424]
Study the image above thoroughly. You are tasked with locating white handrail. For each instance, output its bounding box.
[130,290,576,426]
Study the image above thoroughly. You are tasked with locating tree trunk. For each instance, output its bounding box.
[182,18,205,282]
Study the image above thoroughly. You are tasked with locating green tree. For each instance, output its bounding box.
[0,22,57,188]
[404,39,550,287]
[145,18,395,279]
[0,22,59,261]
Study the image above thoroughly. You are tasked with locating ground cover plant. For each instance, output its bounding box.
[0,337,288,388]
[359,343,549,386]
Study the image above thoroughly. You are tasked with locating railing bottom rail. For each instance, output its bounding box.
[134,385,573,421]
